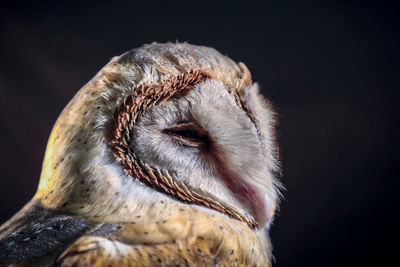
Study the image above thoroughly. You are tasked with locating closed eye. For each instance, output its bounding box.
[162,122,211,147]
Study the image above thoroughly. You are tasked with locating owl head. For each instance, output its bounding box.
[34,42,281,230]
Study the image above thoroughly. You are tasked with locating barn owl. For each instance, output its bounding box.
[0,43,281,266]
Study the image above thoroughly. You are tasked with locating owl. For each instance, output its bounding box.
[0,43,281,266]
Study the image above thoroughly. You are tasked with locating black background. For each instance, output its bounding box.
[0,1,398,266]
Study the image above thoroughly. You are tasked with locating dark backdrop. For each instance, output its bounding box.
[0,1,398,266]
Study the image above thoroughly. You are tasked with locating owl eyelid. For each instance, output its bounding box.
[162,122,211,147]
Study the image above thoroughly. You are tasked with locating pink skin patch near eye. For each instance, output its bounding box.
[242,186,256,195]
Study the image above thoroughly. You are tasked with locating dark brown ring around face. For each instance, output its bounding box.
[108,70,258,229]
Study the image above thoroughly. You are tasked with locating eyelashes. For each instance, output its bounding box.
[162,122,211,148]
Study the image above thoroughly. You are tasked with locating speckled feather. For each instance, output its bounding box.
[57,207,270,266]
[0,42,280,267]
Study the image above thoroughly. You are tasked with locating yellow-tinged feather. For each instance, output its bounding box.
[58,206,270,266]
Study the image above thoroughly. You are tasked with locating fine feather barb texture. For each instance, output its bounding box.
[108,70,257,228]
[0,42,280,266]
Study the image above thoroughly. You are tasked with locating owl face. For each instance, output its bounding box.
[34,43,280,231]
[129,79,277,228]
